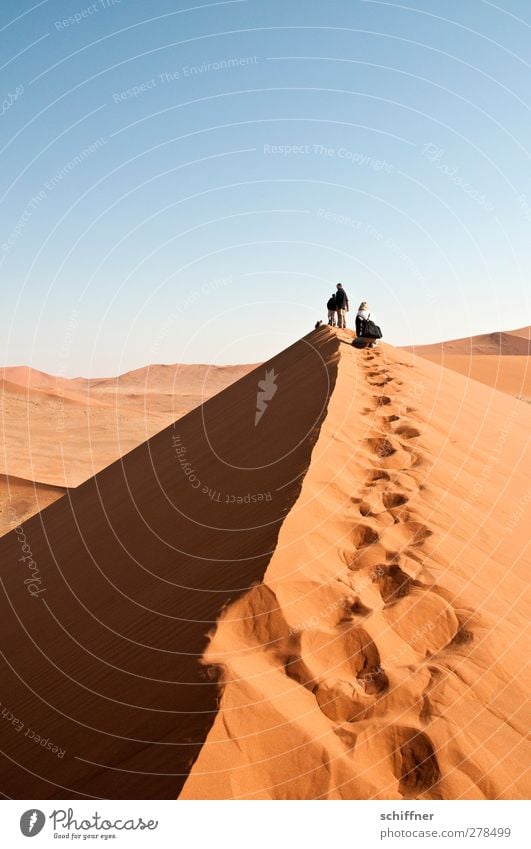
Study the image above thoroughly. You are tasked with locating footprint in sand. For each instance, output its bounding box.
[395,425,422,440]
[451,616,474,646]
[382,492,409,509]
[372,563,415,603]
[383,521,434,550]
[350,597,372,617]
[367,436,397,457]
[365,469,391,486]
[314,679,374,722]
[390,726,441,797]
[366,436,413,470]
[348,543,388,571]
[352,523,380,548]
[309,627,390,723]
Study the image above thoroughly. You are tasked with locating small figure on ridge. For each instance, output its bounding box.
[327,293,337,326]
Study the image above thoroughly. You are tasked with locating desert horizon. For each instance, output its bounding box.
[1,323,528,536]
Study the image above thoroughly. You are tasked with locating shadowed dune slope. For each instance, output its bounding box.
[0,330,339,799]
[403,326,530,401]
[181,334,531,800]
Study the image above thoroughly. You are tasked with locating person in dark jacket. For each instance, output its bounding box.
[327,293,337,326]
[335,283,349,328]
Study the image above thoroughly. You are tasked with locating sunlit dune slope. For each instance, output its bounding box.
[182,331,530,800]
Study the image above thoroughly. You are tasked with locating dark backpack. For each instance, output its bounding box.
[327,296,336,310]
[361,313,383,339]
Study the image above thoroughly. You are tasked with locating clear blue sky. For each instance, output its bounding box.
[1,0,529,376]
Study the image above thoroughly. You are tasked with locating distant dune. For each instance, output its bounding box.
[0,363,254,534]
[403,326,530,401]
[0,329,528,800]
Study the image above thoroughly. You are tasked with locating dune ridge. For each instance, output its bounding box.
[0,332,338,799]
[181,331,530,800]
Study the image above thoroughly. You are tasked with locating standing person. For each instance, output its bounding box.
[356,301,380,348]
[335,283,349,328]
[327,292,337,326]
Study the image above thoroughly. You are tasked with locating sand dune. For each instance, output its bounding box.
[182,330,530,800]
[0,330,528,800]
[0,363,254,533]
[403,326,530,401]
[0,334,337,799]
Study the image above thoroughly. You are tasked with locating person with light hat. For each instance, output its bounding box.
[356,301,380,348]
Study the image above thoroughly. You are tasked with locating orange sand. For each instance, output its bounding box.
[0,330,529,800]
[181,330,530,800]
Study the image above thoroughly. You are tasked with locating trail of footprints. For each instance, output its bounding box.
[233,351,475,797]
[285,350,474,799]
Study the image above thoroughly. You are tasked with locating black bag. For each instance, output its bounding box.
[362,313,383,339]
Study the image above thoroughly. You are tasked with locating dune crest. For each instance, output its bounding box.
[182,331,530,800]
